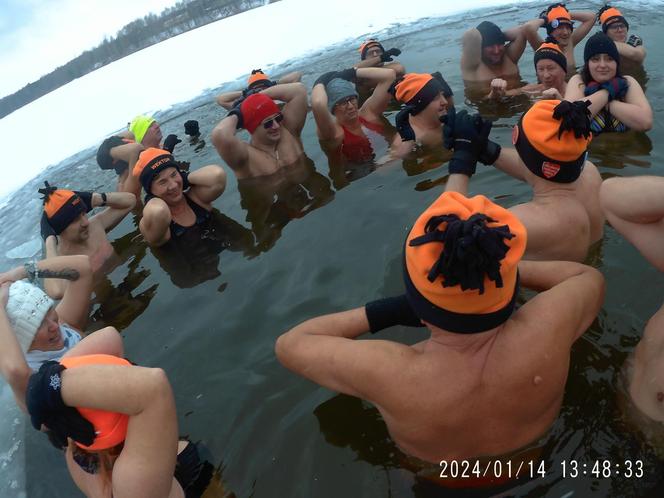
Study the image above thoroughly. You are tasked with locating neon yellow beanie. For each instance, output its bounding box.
[129,115,156,144]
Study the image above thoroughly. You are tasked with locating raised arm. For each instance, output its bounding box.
[42,234,67,299]
[277,71,303,84]
[570,10,597,46]
[518,259,605,342]
[187,165,227,206]
[460,28,482,76]
[493,147,528,182]
[522,19,545,51]
[615,41,646,64]
[606,76,653,131]
[504,25,527,64]
[90,192,136,232]
[357,67,397,121]
[211,114,250,172]
[311,83,339,142]
[261,82,308,136]
[215,90,243,111]
[119,143,145,199]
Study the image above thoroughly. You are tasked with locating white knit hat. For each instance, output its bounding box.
[6,280,54,353]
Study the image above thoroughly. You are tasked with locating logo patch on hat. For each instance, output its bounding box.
[511,125,519,145]
[541,162,560,178]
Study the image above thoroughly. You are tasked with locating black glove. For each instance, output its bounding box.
[163,134,182,153]
[336,67,357,83]
[627,34,643,47]
[442,109,483,177]
[72,191,94,212]
[431,71,454,98]
[313,71,338,88]
[40,212,57,241]
[395,105,416,142]
[26,361,95,447]
[184,120,200,136]
[365,295,424,333]
[472,115,501,165]
[228,97,245,129]
[179,169,190,190]
[380,47,401,62]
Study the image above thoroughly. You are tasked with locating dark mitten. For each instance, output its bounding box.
[40,212,57,241]
[228,98,245,129]
[627,35,642,47]
[380,48,401,62]
[441,106,456,150]
[163,134,182,153]
[600,77,629,101]
[72,191,94,212]
[26,361,95,447]
[395,105,416,142]
[443,109,483,176]
[583,81,602,97]
[313,71,338,88]
[184,120,200,136]
[431,71,454,98]
[179,169,190,190]
[336,67,357,82]
[473,115,501,165]
[365,295,424,333]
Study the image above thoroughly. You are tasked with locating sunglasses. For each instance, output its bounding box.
[263,113,284,129]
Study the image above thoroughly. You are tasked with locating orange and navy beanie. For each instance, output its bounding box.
[403,191,526,334]
[599,5,629,33]
[358,39,385,60]
[392,73,444,115]
[240,93,281,134]
[534,37,567,72]
[544,3,573,34]
[132,148,179,194]
[247,69,270,90]
[59,354,131,451]
[40,183,87,234]
[513,99,592,183]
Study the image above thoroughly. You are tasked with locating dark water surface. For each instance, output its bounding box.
[3,1,664,496]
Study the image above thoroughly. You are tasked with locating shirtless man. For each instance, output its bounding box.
[211,83,308,179]
[461,21,526,84]
[39,184,136,298]
[312,67,396,164]
[215,69,304,110]
[599,5,646,65]
[600,176,664,422]
[354,39,405,77]
[390,72,453,156]
[522,3,595,73]
[276,165,604,462]
[444,99,603,262]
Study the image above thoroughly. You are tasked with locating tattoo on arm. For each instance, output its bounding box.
[36,268,80,281]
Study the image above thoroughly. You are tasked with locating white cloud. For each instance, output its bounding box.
[0,0,179,96]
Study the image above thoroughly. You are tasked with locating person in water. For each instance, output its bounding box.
[0,255,122,375]
[130,147,227,247]
[276,160,605,462]
[599,5,646,65]
[354,38,405,77]
[389,72,453,156]
[600,176,664,424]
[216,68,304,110]
[488,38,567,100]
[460,20,526,84]
[212,83,308,179]
[38,184,136,299]
[445,99,603,262]
[522,3,595,73]
[312,67,396,164]
[565,32,652,134]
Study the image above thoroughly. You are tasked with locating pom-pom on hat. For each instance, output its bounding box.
[599,5,629,33]
[6,280,54,353]
[513,99,592,183]
[358,39,385,60]
[132,148,179,194]
[128,115,156,144]
[59,354,131,451]
[39,182,87,235]
[404,191,526,334]
[240,94,281,134]
[534,37,567,72]
[392,73,444,115]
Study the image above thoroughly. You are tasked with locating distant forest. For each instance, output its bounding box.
[0,0,276,119]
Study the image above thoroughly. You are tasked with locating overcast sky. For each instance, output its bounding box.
[0,0,181,97]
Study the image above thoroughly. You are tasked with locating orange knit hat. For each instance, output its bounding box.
[392,73,444,115]
[247,69,270,89]
[513,100,592,183]
[599,6,629,32]
[132,148,179,194]
[404,192,526,333]
[358,39,384,60]
[534,37,567,72]
[544,4,573,34]
[59,354,131,451]
[40,184,87,235]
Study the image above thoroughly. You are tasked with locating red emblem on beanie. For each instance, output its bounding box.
[241,94,281,134]
[541,162,561,178]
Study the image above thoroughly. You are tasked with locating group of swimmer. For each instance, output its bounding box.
[0,3,661,496]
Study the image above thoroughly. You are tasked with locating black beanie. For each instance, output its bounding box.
[584,32,620,66]
[477,21,507,48]
[534,37,567,73]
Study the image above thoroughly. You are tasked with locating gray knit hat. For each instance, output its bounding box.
[6,280,54,353]
[327,78,359,112]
